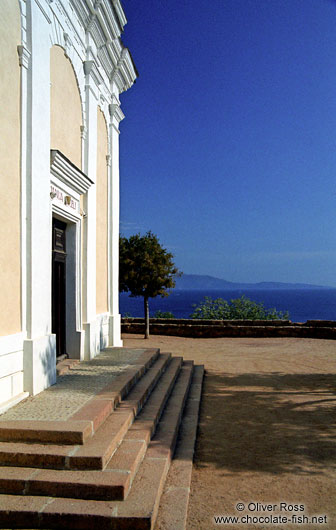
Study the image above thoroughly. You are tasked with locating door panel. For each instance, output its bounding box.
[52,218,67,357]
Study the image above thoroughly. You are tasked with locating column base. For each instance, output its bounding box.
[66,330,85,361]
[109,314,123,347]
[83,320,100,361]
[23,334,56,396]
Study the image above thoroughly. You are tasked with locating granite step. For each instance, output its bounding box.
[0,353,172,471]
[0,348,160,446]
[0,361,195,529]
[0,357,185,503]
[155,365,205,530]
[67,356,181,471]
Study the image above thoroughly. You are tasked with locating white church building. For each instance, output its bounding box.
[0,0,137,412]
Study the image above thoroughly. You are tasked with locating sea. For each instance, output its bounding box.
[119,289,336,323]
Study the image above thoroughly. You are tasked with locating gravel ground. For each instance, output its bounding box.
[123,334,336,530]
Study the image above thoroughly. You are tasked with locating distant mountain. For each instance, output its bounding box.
[173,274,333,291]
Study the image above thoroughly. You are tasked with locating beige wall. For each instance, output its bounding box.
[0,1,22,336]
[96,108,109,314]
[50,46,82,169]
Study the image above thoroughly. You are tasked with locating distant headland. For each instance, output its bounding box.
[174,274,334,291]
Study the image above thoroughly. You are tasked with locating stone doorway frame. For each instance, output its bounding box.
[50,150,93,360]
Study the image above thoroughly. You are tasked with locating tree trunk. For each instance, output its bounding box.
[144,296,150,339]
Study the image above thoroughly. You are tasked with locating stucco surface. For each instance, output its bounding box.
[50,46,82,169]
[0,1,22,336]
[96,107,109,314]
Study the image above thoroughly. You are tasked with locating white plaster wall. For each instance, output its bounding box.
[26,0,53,339]
[21,0,56,397]
[0,332,26,407]
[0,0,137,410]
[0,372,24,405]
[0,349,24,404]
[108,86,124,347]
[97,313,110,350]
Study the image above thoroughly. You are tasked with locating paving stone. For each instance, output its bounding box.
[41,496,117,530]
[0,420,93,445]
[155,487,190,530]
[70,399,114,432]
[0,348,150,422]
[0,441,72,469]
[27,468,131,500]
[115,458,170,519]
[69,410,133,470]
[0,466,36,495]
[0,494,50,528]
[107,439,147,476]
[124,427,152,443]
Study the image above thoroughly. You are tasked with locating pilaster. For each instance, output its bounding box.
[108,84,124,347]
[23,0,56,392]
[82,59,99,359]
[17,43,31,342]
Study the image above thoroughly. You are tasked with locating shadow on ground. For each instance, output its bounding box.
[195,371,336,476]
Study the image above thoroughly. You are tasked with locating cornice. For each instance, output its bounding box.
[98,1,121,40]
[111,0,127,29]
[109,93,124,125]
[109,102,125,124]
[68,0,138,93]
[110,47,137,93]
[50,150,93,195]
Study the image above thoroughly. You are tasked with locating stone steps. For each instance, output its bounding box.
[0,349,204,530]
[155,365,204,530]
[0,349,160,446]
[0,353,173,471]
[0,361,192,507]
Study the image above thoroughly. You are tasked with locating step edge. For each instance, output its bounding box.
[0,363,200,527]
[154,365,204,530]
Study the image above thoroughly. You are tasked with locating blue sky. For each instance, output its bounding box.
[119,0,336,287]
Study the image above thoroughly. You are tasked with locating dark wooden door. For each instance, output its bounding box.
[52,218,67,357]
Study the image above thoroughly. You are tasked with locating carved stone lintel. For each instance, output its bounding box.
[17,45,31,69]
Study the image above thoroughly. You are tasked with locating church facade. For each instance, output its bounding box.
[0,0,137,411]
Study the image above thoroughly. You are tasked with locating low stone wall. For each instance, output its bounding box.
[121,318,336,339]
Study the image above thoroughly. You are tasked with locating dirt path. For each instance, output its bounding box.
[123,334,336,529]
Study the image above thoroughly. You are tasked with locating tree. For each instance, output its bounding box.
[119,232,181,338]
[190,295,290,320]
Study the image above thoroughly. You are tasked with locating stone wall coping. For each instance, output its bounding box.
[122,318,336,328]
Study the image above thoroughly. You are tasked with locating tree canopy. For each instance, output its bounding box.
[119,232,181,337]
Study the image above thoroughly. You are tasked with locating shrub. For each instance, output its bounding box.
[154,310,175,319]
[190,295,289,320]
